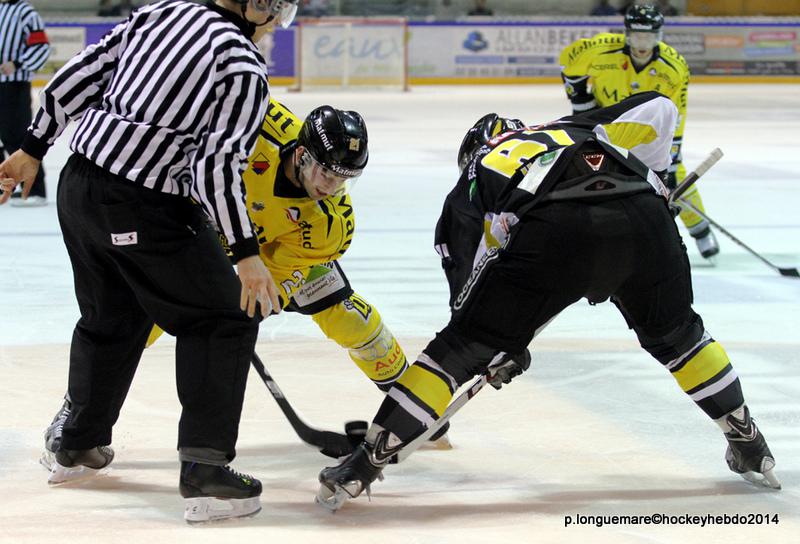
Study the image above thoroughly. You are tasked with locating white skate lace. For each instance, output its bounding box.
[46,405,71,450]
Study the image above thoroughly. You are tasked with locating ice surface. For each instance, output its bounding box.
[0,85,798,542]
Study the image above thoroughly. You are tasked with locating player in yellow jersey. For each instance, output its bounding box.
[40,99,450,470]
[238,100,422,396]
[559,4,720,260]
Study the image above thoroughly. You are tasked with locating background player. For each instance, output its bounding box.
[316,93,779,509]
[559,4,720,260]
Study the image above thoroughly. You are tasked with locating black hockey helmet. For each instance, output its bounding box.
[298,106,369,178]
[624,4,664,63]
[234,0,298,28]
[457,113,525,174]
[624,4,665,33]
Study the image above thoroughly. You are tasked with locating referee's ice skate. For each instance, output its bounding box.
[179,462,262,523]
[48,446,114,485]
[39,396,71,471]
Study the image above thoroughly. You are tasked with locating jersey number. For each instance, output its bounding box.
[482,130,574,178]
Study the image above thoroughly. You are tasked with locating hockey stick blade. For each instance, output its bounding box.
[251,354,354,457]
[678,199,800,279]
[669,148,723,204]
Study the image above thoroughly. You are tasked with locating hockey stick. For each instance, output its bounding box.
[390,364,502,464]
[251,353,356,457]
[678,199,800,278]
[668,147,724,204]
[316,365,504,511]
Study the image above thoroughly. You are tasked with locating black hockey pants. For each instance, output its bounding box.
[57,154,260,461]
[450,192,696,357]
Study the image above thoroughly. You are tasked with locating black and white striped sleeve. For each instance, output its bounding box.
[18,9,50,73]
[190,72,268,261]
[22,19,128,160]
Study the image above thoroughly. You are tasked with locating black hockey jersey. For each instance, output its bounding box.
[435,91,678,304]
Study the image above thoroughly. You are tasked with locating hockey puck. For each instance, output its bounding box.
[344,420,368,447]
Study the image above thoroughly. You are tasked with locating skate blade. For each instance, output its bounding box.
[184,497,262,523]
[741,469,782,490]
[48,462,110,485]
[315,484,350,512]
[39,450,56,472]
[740,470,781,489]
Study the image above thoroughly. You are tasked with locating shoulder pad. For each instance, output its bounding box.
[562,33,625,66]
[261,98,302,147]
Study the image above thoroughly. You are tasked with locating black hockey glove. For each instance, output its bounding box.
[487,349,532,390]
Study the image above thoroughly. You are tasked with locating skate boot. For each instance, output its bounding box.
[691,224,720,260]
[48,446,115,485]
[40,397,72,471]
[180,462,262,523]
[316,433,392,511]
[719,405,781,489]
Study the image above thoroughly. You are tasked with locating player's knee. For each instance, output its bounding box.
[637,312,705,365]
[423,325,500,386]
[312,296,410,388]
[349,323,409,388]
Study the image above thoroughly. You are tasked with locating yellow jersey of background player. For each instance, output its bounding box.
[559,4,719,260]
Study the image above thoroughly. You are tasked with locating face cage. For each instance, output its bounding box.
[251,0,298,28]
[299,151,361,198]
[625,29,662,53]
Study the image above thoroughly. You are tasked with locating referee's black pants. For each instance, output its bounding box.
[57,154,260,462]
[0,81,46,197]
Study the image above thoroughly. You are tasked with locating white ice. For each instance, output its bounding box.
[0,85,798,543]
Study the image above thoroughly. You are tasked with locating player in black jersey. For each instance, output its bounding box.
[316,92,780,510]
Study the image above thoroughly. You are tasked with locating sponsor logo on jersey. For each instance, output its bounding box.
[649,68,657,76]
[631,81,640,90]
[252,201,265,212]
[539,151,558,166]
[285,206,301,223]
[592,63,618,70]
[298,220,314,248]
[622,60,629,70]
[453,246,500,311]
[582,152,606,171]
[266,101,296,133]
[251,153,271,174]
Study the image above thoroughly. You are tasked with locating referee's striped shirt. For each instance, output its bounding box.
[22,0,269,260]
[0,0,51,83]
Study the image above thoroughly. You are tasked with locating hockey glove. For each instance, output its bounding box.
[487,349,532,390]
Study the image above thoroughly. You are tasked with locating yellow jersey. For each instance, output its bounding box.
[559,32,689,179]
[239,99,356,305]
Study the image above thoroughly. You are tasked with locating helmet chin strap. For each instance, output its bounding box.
[239,3,275,38]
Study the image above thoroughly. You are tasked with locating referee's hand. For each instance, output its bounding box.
[0,150,41,205]
[237,255,281,318]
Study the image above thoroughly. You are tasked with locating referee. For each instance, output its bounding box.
[0,0,50,206]
[0,0,298,523]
